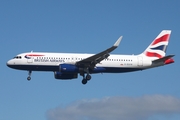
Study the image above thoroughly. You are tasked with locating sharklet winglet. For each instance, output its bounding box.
[114,36,123,47]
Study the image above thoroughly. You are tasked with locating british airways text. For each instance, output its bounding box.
[34,59,65,63]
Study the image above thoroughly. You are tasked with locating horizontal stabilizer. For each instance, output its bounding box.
[152,55,175,64]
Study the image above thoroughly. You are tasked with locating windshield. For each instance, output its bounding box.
[13,56,22,59]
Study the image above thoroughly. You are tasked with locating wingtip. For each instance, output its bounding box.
[114,36,123,47]
[169,54,175,57]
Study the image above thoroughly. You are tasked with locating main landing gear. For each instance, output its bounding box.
[27,71,32,81]
[81,68,92,85]
[82,74,92,85]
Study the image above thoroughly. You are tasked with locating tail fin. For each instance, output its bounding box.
[141,30,171,59]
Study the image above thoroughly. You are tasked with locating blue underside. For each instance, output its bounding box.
[7,65,142,73]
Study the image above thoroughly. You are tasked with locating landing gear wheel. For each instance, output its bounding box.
[86,74,91,80]
[82,79,87,85]
[27,76,31,81]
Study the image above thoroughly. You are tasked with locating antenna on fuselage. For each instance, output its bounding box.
[31,50,33,53]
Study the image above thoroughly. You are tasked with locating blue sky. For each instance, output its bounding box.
[1,0,180,120]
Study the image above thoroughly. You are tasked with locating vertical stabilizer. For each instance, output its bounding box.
[141,30,171,60]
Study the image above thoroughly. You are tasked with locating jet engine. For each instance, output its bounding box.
[59,64,79,73]
[54,71,78,79]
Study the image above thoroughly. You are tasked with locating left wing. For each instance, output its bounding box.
[76,36,123,69]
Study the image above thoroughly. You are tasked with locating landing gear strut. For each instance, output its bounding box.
[27,71,32,81]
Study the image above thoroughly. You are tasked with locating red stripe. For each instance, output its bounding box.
[26,54,44,56]
[152,34,170,45]
[145,52,162,58]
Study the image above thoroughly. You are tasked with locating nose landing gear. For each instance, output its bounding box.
[27,71,32,81]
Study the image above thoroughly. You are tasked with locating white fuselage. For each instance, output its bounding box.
[7,52,153,73]
[6,30,174,84]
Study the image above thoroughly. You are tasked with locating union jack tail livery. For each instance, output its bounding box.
[142,30,171,60]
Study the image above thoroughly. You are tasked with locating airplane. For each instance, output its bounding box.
[7,30,174,84]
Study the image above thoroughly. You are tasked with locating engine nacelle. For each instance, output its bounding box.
[59,64,79,73]
[54,71,78,80]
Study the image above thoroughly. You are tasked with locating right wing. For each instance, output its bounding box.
[76,36,123,68]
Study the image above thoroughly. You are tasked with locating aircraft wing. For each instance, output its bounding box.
[76,36,123,68]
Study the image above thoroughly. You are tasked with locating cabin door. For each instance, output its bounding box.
[137,56,143,66]
[27,57,33,63]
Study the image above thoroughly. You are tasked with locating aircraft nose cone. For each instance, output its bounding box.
[6,60,13,67]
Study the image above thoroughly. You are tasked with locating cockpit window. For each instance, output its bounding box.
[13,56,22,59]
